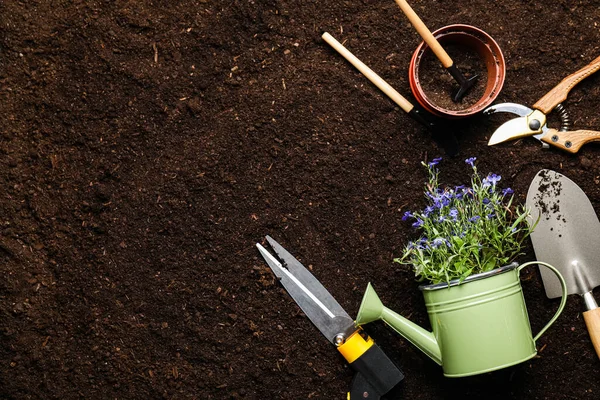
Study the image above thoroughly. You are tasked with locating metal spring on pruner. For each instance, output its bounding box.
[555,103,571,132]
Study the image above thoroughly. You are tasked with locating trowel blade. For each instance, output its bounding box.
[526,169,600,299]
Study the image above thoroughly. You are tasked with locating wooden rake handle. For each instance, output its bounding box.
[393,0,453,68]
[533,55,600,114]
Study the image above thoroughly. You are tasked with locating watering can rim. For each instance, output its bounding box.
[418,262,519,291]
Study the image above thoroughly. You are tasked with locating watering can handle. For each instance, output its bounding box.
[518,261,568,342]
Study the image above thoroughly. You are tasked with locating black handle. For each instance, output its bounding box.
[348,343,404,399]
[349,372,380,400]
[408,106,459,156]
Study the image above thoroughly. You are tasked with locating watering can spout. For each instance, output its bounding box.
[356,283,442,365]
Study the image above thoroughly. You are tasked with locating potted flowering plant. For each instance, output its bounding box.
[354,157,567,377]
[395,156,533,284]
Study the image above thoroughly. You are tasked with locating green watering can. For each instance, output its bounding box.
[356,262,567,377]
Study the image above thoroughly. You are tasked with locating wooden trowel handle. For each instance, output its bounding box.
[583,308,600,359]
[393,0,453,68]
[533,55,600,114]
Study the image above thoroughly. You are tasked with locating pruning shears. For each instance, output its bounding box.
[256,236,404,399]
[484,55,600,153]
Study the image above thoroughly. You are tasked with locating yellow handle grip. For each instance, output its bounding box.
[337,330,374,363]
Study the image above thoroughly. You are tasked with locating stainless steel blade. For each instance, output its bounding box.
[257,239,355,343]
[526,169,600,299]
[483,102,533,117]
[265,236,349,318]
[488,116,533,145]
[485,103,548,144]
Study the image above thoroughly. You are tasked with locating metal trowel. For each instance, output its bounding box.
[526,169,600,358]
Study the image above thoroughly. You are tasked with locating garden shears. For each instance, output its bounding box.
[256,236,404,400]
[484,55,600,153]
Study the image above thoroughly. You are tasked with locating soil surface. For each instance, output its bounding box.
[1,1,600,399]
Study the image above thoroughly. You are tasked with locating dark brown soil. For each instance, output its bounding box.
[1,1,600,399]
[419,44,487,110]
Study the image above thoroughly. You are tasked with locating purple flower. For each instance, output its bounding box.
[431,238,447,248]
[483,173,501,187]
[402,211,413,221]
[416,238,429,249]
[449,208,458,221]
[487,213,496,219]
[412,218,424,228]
[454,185,467,200]
[465,157,476,167]
[483,198,490,205]
[424,206,436,217]
[428,157,443,167]
[430,192,451,209]
[469,216,481,223]
[502,188,514,196]
[441,195,451,207]
[409,240,427,250]
[427,192,444,209]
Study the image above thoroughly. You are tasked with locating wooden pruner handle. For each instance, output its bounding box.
[533,55,600,114]
[540,128,600,153]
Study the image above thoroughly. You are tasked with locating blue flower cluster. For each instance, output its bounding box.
[395,156,532,284]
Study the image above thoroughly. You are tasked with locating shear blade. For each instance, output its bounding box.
[483,102,533,117]
[257,237,355,343]
[486,103,548,145]
[265,236,349,317]
[488,115,536,145]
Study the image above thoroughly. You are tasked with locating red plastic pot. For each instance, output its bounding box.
[409,24,506,119]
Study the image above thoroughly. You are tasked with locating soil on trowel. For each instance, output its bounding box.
[418,43,487,111]
[2,0,600,399]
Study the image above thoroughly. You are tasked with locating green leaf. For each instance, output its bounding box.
[483,258,497,271]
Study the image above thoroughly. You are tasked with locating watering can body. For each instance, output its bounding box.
[356,263,567,377]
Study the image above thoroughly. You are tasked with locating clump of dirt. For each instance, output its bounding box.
[418,44,487,110]
[533,170,564,221]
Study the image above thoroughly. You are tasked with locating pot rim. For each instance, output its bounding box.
[418,262,519,291]
[408,23,506,118]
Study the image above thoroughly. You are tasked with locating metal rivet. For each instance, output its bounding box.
[334,334,345,346]
[551,135,559,142]
[529,119,541,130]
[565,141,572,148]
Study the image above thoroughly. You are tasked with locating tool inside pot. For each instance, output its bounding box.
[418,40,486,110]
[409,25,506,118]
[393,0,478,102]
